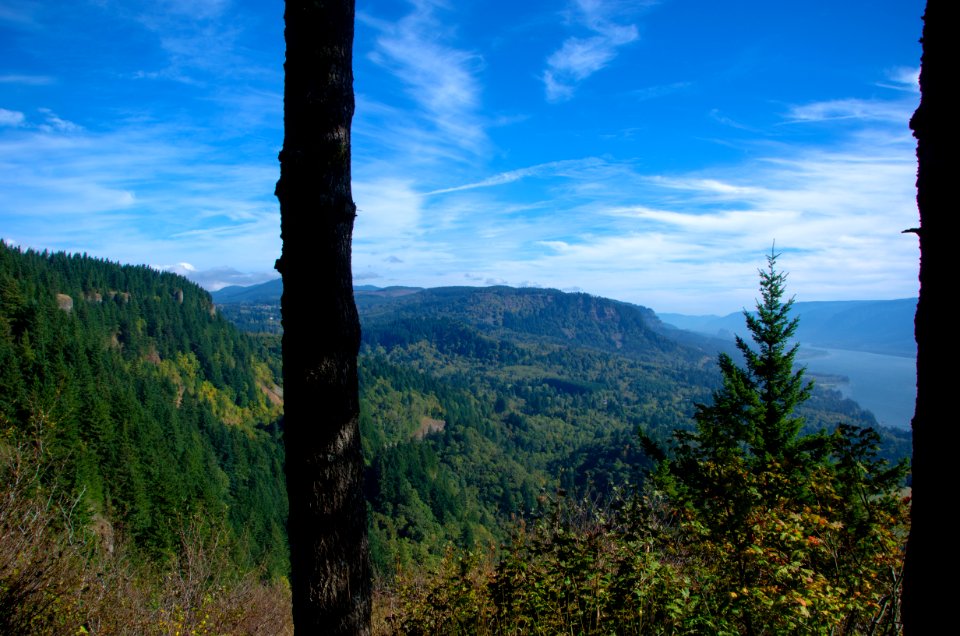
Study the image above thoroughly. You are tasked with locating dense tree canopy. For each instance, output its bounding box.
[0,243,287,571]
[0,243,291,633]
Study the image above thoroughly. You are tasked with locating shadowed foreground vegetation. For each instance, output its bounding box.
[381,481,906,635]
[0,438,292,635]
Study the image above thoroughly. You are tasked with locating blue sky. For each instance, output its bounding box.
[1,0,923,314]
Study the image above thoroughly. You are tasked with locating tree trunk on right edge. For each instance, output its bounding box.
[902,1,953,633]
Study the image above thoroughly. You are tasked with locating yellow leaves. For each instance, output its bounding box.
[197,380,243,427]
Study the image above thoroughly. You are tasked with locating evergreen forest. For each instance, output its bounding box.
[0,243,290,633]
[0,242,910,633]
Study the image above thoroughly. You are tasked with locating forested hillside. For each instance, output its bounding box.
[0,243,290,633]
[383,256,910,634]
[1,245,910,632]
[217,281,908,579]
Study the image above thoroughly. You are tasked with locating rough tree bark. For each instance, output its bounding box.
[274,0,371,633]
[902,1,951,632]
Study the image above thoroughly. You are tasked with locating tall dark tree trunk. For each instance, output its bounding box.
[902,1,951,633]
[275,0,370,633]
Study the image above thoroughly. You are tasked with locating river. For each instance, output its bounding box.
[799,346,916,430]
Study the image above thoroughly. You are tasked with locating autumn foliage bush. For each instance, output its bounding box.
[381,476,906,635]
[0,436,293,635]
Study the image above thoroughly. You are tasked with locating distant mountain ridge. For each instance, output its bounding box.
[660,298,917,358]
[215,281,701,364]
[212,281,916,429]
[211,279,424,305]
[213,277,283,303]
[358,285,686,363]
[213,280,915,358]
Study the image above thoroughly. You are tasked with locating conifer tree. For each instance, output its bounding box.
[668,250,817,522]
[739,255,812,463]
[661,251,908,632]
[663,250,824,633]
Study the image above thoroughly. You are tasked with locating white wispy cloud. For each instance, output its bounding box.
[0,0,919,312]
[134,0,234,67]
[709,109,761,132]
[784,98,912,124]
[0,1,285,289]
[633,81,691,102]
[157,262,277,291]
[0,109,25,127]
[358,97,918,313]
[64,0,277,89]
[360,0,487,155]
[0,74,54,85]
[650,176,762,197]
[519,137,915,311]
[0,119,281,277]
[426,159,602,195]
[786,69,918,125]
[543,0,641,102]
[354,178,425,244]
[880,66,919,91]
[37,108,83,133]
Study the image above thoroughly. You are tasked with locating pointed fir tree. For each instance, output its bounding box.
[656,250,908,632]
[659,250,824,607]
[668,248,817,510]
[719,248,813,470]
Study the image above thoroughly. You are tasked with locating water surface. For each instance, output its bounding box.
[800,347,916,430]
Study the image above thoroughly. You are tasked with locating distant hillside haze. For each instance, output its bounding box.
[358,285,679,363]
[213,277,283,303]
[660,298,917,430]
[659,298,917,358]
[212,279,424,305]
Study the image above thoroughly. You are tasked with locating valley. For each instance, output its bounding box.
[0,245,912,632]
